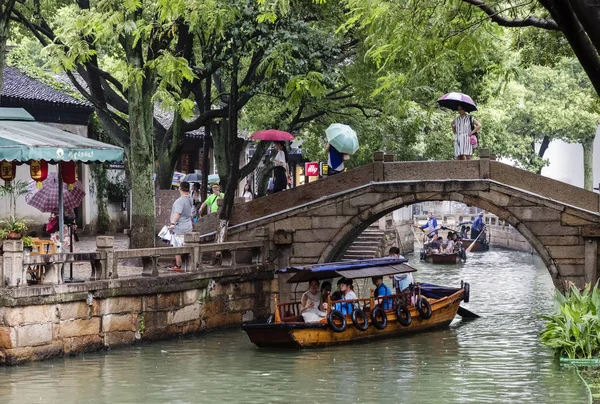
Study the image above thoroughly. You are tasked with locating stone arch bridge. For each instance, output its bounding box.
[202,153,600,290]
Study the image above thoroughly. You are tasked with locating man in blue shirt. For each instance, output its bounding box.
[372,276,392,310]
[415,211,438,238]
[471,212,485,240]
[326,143,345,175]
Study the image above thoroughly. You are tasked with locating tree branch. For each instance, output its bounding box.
[460,0,559,30]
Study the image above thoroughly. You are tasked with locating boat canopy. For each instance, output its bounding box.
[279,258,416,283]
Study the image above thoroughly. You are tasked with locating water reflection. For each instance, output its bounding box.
[0,250,589,403]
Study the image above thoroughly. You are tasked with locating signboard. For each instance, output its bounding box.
[320,163,329,176]
[305,162,320,177]
[172,172,185,187]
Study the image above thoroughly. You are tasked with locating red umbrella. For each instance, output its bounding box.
[25,172,85,213]
[250,129,294,141]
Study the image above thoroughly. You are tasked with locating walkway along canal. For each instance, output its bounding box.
[0,249,589,403]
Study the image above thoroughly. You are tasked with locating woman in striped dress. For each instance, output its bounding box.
[452,104,481,160]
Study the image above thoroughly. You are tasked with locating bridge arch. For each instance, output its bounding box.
[320,190,558,282]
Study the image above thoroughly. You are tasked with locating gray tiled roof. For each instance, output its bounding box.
[2,66,93,110]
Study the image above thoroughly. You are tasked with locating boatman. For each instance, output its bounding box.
[414,211,438,238]
[471,212,485,240]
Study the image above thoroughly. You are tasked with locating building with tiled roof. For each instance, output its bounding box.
[1,66,94,126]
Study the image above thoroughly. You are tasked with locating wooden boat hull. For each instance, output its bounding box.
[461,239,489,252]
[424,253,461,264]
[243,290,464,348]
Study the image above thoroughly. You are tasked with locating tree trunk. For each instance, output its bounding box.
[155,112,185,189]
[212,120,230,190]
[216,48,241,243]
[125,32,156,248]
[535,136,551,174]
[582,135,595,191]
[201,78,212,202]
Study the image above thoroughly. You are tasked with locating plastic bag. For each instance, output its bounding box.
[157,225,172,242]
[171,234,184,247]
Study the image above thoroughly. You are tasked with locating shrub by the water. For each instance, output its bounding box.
[540,282,600,359]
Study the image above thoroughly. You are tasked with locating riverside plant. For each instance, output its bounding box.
[540,282,600,359]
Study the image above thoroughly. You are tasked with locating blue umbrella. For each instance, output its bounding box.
[325,123,359,155]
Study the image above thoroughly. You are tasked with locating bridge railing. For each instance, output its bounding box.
[413,213,505,228]
[0,234,267,288]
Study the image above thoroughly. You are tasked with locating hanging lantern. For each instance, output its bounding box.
[30,160,48,189]
[0,160,16,185]
[60,161,77,190]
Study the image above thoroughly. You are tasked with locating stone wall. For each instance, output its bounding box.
[0,270,274,364]
[489,225,534,253]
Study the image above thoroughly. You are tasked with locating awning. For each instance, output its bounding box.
[0,108,124,163]
[279,258,416,283]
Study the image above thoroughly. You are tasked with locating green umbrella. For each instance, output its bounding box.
[325,123,359,154]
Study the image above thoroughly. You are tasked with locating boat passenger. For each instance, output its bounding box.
[337,278,357,314]
[372,276,393,310]
[300,278,326,322]
[387,247,413,293]
[427,236,440,254]
[445,232,455,253]
[331,278,344,301]
[321,281,332,303]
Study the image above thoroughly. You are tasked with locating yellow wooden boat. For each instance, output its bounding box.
[243,258,471,348]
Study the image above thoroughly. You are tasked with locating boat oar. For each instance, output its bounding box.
[465,225,486,254]
[457,306,480,319]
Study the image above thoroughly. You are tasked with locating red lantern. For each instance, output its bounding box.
[60,161,77,190]
[30,160,48,189]
[0,160,16,185]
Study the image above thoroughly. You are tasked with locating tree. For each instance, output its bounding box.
[0,0,17,103]
[12,0,202,248]
[458,0,600,99]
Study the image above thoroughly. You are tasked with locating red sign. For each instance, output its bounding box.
[305,162,320,177]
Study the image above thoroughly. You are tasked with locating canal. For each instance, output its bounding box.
[0,249,588,403]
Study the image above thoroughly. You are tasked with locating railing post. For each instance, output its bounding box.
[95,236,115,280]
[373,151,384,182]
[478,148,490,179]
[3,240,24,288]
[184,232,201,272]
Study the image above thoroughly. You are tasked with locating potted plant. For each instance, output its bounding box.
[3,215,28,239]
[22,236,34,253]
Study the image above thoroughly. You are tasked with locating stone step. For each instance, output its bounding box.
[353,241,381,246]
[347,247,379,254]
[355,235,384,241]
[344,251,379,258]
[362,230,384,235]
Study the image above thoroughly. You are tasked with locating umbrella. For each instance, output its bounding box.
[437,92,478,112]
[325,123,359,155]
[183,173,202,183]
[25,172,85,213]
[250,129,294,141]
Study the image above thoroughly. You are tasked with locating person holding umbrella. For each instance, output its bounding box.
[272,141,289,193]
[325,123,358,175]
[437,92,481,160]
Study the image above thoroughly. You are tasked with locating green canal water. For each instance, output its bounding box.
[0,250,589,403]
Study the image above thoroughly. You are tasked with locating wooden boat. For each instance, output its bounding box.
[423,252,462,264]
[460,238,489,252]
[243,258,470,349]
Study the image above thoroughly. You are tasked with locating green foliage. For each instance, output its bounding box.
[540,282,600,359]
[1,215,28,234]
[0,180,30,217]
[21,236,34,247]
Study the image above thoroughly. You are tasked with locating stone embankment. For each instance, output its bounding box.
[0,235,274,365]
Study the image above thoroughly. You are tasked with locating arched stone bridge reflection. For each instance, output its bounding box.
[210,152,600,290]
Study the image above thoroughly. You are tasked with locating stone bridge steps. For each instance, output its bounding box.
[343,226,386,260]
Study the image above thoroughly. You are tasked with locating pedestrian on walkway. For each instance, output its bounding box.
[200,182,224,215]
[168,181,194,271]
[272,141,288,193]
[452,104,481,160]
[326,142,345,175]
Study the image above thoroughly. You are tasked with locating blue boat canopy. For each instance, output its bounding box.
[279,258,416,283]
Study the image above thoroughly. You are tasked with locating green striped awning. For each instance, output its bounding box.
[0,109,124,163]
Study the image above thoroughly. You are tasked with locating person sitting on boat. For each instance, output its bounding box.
[300,278,327,322]
[321,281,332,304]
[331,278,344,301]
[426,235,440,254]
[445,232,455,253]
[414,211,438,238]
[471,212,485,240]
[336,278,357,315]
[387,247,414,293]
[372,276,393,310]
